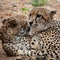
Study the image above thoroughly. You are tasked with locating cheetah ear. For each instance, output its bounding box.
[50,10,56,16]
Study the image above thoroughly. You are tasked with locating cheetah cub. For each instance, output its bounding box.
[28,7,58,35]
[0,15,30,56]
[28,7,60,60]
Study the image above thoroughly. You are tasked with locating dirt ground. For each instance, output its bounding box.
[0,0,60,60]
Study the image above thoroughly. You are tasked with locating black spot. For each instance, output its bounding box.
[50,54,53,58]
[55,48,57,50]
[29,14,31,16]
[47,38,49,40]
[48,44,51,49]
[25,44,27,46]
[58,46,59,48]
[45,53,47,56]
[34,52,36,54]
[31,42,35,45]
[56,55,58,58]
[52,35,54,37]
[45,46,46,48]
[36,57,40,60]
[53,51,58,58]
[36,14,42,18]
[42,50,44,53]
[48,41,50,43]
[54,45,56,48]
[20,48,23,50]
[46,44,48,45]
[34,39,36,42]
[37,53,40,56]
[47,50,49,54]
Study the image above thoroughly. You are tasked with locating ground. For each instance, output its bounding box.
[0,0,60,60]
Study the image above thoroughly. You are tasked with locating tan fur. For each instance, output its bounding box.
[28,7,56,35]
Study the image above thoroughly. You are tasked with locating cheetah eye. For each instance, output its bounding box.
[9,20,17,28]
[10,23,17,28]
[36,14,42,18]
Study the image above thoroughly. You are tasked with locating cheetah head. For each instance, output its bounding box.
[2,17,20,36]
[28,7,56,35]
[0,16,30,42]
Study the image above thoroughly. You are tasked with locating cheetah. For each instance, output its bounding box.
[27,7,60,60]
[0,15,30,56]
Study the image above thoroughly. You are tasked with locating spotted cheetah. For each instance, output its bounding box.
[0,15,30,56]
[27,7,60,60]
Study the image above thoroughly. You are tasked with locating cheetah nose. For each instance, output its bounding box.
[29,22,33,26]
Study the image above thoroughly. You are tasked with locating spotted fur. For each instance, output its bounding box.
[28,7,60,60]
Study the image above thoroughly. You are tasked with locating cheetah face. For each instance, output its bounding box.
[0,16,30,43]
[1,16,30,37]
[2,17,19,36]
[28,7,56,34]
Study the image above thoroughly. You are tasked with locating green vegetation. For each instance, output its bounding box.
[21,7,29,14]
[21,7,29,11]
[31,0,48,6]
